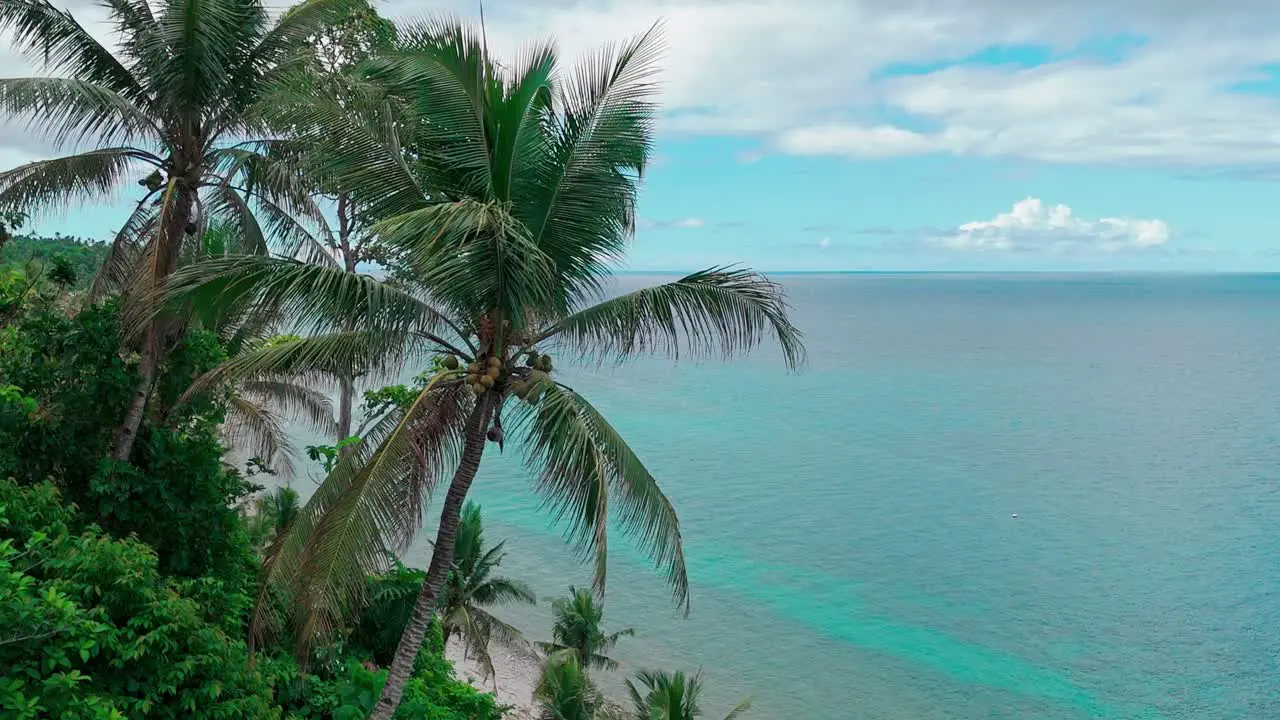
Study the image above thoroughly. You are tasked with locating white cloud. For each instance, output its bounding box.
[934,198,1171,252]
[445,0,1280,171]
[818,236,832,248]
[5,0,1280,172]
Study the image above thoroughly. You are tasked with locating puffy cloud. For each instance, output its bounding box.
[934,198,1171,252]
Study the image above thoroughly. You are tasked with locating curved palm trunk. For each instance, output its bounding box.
[110,183,196,461]
[369,396,493,720]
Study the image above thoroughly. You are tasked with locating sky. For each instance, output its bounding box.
[3,0,1280,271]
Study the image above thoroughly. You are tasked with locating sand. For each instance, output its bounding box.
[445,639,542,720]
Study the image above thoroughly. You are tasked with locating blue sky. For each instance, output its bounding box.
[4,0,1280,272]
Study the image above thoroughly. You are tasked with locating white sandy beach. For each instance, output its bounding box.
[446,639,542,720]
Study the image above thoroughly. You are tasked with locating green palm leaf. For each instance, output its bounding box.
[0,77,157,149]
[0,148,159,215]
[514,384,689,609]
[258,377,471,656]
[543,267,806,370]
[0,0,147,101]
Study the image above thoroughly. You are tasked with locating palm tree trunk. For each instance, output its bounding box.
[337,373,354,441]
[336,195,356,447]
[110,182,196,461]
[369,395,492,720]
[109,331,160,460]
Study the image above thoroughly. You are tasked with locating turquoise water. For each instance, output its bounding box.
[395,274,1280,719]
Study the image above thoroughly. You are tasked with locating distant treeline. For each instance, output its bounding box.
[0,234,109,290]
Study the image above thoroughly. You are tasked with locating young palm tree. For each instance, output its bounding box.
[626,670,751,720]
[539,586,633,672]
[159,18,804,718]
[439,501,536,682]
[0,0,354,461]
[536,654,612,720]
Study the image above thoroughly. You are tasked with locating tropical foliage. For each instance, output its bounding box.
[0,1,802,717]
[0,0,356,461]
[160,16,801,718]
[534,655,612,720]
[626,671,750,720]
[0,285,502,720]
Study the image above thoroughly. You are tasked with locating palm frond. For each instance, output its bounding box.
[207,144,338,265]
[0,0,147,101]
[0,77,157,150]
[542,267,806,370]
[473,576,537,607]
[89,192,158,298]
[513,385,690,611]
[159,254,457,340]
[238,379,338,438]
[372,199,558,322]
[519,22,664,303]
[371,16,497,200]
[152,0,261,129]
[255,69,423,224]
[173,330,415,410]
[0,148,159,216]
[224,392,298,477]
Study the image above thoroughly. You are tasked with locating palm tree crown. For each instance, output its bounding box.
[539,586,634,672]
[627,670,751,720]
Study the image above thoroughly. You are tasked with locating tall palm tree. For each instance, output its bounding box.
[0,0,353,461]
[626,670,750,720]
[439,501,536,682]
[539,586,633,672]
[159,18,804,718]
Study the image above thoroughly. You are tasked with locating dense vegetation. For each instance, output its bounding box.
[0,0,801,717]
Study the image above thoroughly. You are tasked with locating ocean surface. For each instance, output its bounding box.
[358,274,1279,719]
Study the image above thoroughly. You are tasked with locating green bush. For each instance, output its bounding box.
[0,480,277,719]
[0,299,255,580]
[258,630,502,720]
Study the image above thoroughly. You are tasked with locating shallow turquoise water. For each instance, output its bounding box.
[394,274,1280,719]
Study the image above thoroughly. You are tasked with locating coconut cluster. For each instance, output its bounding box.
[464,356,503,395]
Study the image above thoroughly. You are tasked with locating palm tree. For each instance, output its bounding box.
[158,18,804,718]
[539,586,634,672]
[0,0,354,461]
[439,501,536,682]
[626,670,750,720]
[535,654,612,720]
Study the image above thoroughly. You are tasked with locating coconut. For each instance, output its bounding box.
[442,355,460,370]
[539,354,553,372]
[480,375,494,387]
[467,362,480,374]
[488,356,501,368]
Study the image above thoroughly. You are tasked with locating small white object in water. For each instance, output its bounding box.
[1011,513,1019,518]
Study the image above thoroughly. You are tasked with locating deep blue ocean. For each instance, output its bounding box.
[393,274,1280,720]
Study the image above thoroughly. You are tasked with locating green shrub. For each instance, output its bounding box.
[0,480,277,719]
[0,299,254,580]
